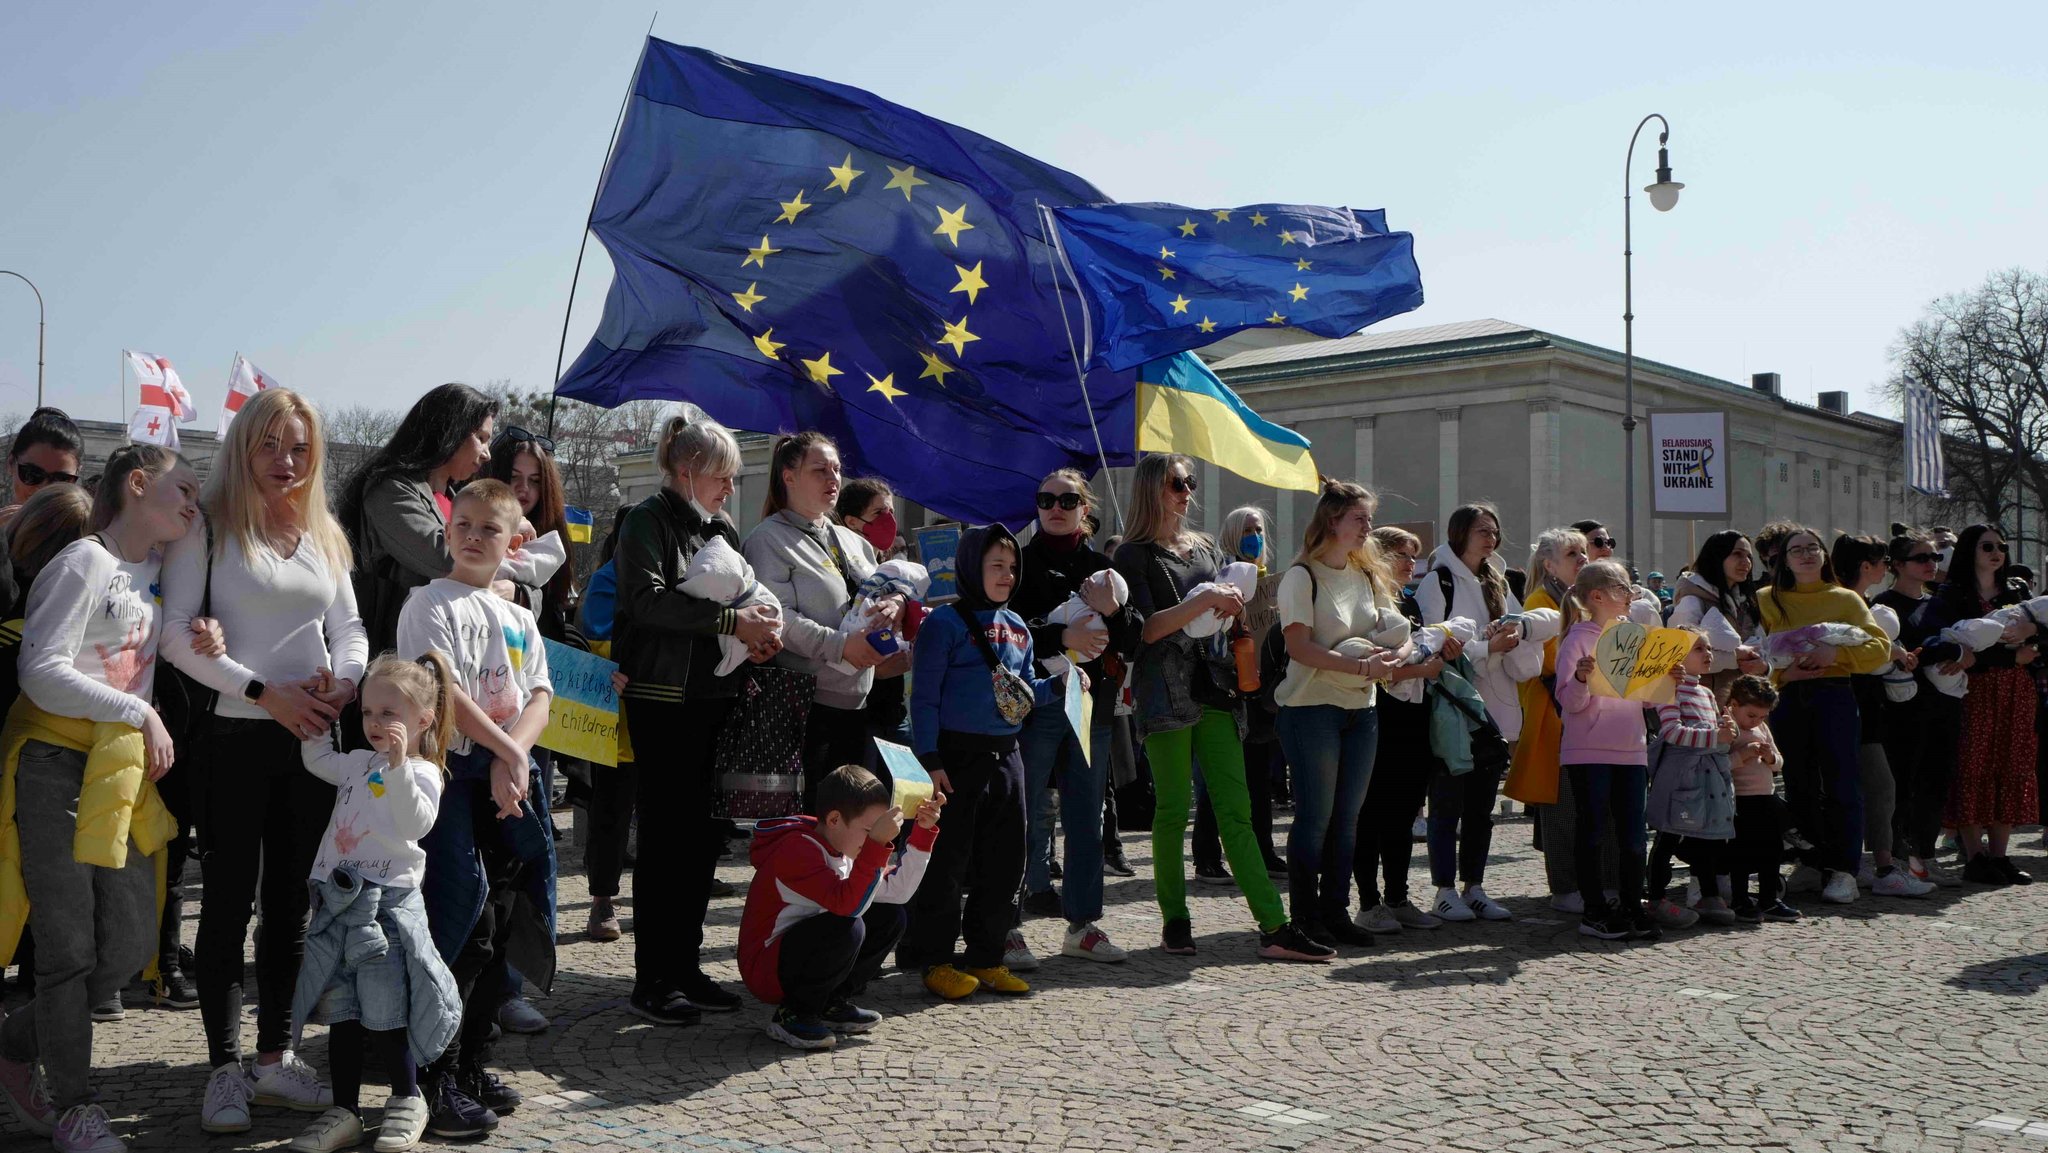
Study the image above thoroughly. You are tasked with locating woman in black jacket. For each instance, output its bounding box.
[613,416,782,1024]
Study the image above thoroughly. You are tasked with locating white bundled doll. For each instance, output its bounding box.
[1039,568,1128,677]
[1181,561,1261,638]
[1869,603,1919,704]
[825,559,930,675]
[1924,616,2009,698]
[678,536,784,676]
[498,528,567,592]
[1380,608,1561,704]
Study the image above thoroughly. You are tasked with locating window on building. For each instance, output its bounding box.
[1812,469,1821,488]
[1779,462,1790,483]
[1872,480,1881,499]
[1842,475,1851,495]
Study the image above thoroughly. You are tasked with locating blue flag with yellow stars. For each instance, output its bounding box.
[1050,203,1424,371]
[555,39,1137,526]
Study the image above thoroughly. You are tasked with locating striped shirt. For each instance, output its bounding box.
[1656,675,1724,749]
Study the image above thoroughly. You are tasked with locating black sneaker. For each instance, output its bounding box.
[1577,915,1627,940]
[1021,889,1064,919]
[90,997,124,1022]
[1963,854,2012,885]
[1625,911,1662,942]
[1262,853,1289,879]
[153,964,200,1010]
[1761,899,1803,922]
[457,1060,521,1116]
[627,987,703,1026]
[1102,849,1135,878]
[1160,916,1196,955]
[1194,862,1233,886]
[676,973,743,1013]
[1320,918,1376,948]
[1296,919,1340,949]
[1730,899,1763,924]
[425,1074,499,1139]
[708,877,737,898]
[1257,922,1336,962]
[1048,859,1064,882]
[821,1001,882,1034]
[1993,856,2034,885]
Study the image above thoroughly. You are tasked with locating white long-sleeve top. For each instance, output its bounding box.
[17,537,159,729]
[1416,544,1536,741]
[1667,573,1761,674]
[159,525,369,719]
[300,741,443,889]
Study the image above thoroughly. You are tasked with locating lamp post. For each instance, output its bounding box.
[1623,115,1683,577]
[0,271,44,408]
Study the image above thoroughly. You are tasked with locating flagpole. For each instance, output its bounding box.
[546,15,656,440]
[118,350,125,439]
[1035,202,1127,534]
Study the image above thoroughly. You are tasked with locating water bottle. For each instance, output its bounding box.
[1232,626,1260,693]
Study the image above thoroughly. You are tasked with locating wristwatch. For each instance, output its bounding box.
[243,678,266,703]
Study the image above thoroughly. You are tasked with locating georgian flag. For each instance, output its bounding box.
[125,350,197,449]
[220,354,277,436]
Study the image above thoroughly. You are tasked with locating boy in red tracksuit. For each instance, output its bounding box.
[739,765,943,1051]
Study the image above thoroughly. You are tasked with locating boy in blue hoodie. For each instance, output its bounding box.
[899,524,1064,1000]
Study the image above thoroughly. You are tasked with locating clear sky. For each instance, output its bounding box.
[3,1,2044,428]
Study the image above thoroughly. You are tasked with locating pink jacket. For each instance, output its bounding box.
[1554,621,1649,767]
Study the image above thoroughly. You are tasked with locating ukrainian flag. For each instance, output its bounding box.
[1136,352,1318,492]
[565,507,594,544]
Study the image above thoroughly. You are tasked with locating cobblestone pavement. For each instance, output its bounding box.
[14,813,2048,1152]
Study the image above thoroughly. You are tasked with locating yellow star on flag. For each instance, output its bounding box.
[1177,217,1198,237]
[731,282,766,312]
[1296,258,1313,271]
[1169,294,1191,315]
[1289,283,1310,302]
[742,235,780,268]
[950,260,988,304]
[1211,209,1232,223]
[826,154,864,193]
[753,328,786,359]
[866,372,905,402]
[774,190,812,224]
[1156,265,1176,281]
[1266,311,1287,325]
[1248,211,1269,227]
[1278,230,1297,246]
[933,204,974,246]
[801,351,843,386]
[937,317,980,357]
[918,350,957,385]
[1197,317,1217,333]
[1158,245,1176,259]
[884,164,929,200]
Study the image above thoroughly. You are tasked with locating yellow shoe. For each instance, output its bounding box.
[923,964,980,1000]
[962,965,1031,995]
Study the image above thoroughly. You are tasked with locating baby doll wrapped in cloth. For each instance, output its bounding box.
[678,536,784,676]
[1180,562,1261,638]
[825,560,931,675]
[1038,568,1128,677]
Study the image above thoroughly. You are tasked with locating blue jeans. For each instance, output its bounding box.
[1276,705,1379,924]
[1018,705,1113,925]
[1566,763,1648,918]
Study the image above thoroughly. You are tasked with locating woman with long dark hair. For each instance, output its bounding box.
[1931,523,2039,884]
[1831,533,1936,898]
[1873,531,1962,887]
[2,407,84,532]
[1668,530,1769,700]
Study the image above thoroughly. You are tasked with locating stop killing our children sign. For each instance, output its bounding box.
[1647,408,1729,518]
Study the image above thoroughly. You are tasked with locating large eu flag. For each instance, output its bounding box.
[556,39,1137,525]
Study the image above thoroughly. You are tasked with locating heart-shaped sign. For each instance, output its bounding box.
[1592,619,1649,697]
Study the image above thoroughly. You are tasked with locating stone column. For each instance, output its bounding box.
[1438,407,1461,527]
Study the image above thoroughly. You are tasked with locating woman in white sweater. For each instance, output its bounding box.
[159,389,367,1134]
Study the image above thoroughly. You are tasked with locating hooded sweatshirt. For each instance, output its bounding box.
[1416,542,1536,741]
[737,814,938,1004]
[908,524,1059,763]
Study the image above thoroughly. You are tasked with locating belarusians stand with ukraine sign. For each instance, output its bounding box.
[556,39,1424,523]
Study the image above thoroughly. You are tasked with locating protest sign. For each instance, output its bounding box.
[537,640,621,766]
[875,739,933,816]
[915,524,961,602]
[1061,669,1094,769]
[1589,620,1696,705]
[1648,408,1729,518]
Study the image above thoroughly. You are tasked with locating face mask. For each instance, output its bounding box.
[1240,532,1264,561]
[860,508,899,552]
[677,475,716,522]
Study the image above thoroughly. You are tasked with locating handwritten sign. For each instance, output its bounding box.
[875,739,933,815]
[915,525,961,602]
[1590,620,1696,705]
[537,640,621,767]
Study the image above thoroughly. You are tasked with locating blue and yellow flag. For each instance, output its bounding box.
[564,507,594,544]
[1051,203,1422,371]
[1137,352,1318,492]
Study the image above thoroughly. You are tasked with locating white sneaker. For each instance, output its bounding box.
[252,1052,333,1112]
[1002,928,1041,972]
[1910,857,1962,888]
[1548,891,1585,914]
[373,1095,429,1152]
[1462,885,1512,921]
[1785,865,1825,894]
[1683,876,1702,908]
[1060,923,1129,963]
[1873,868,1935,898]
[1355,903,1403,934]
[52,1103,125,1153]
[496,996,549,1034]
[200,1062,254,1134]
[1432,886,1476,922]
[287,1106,363,1153]
[1820,870,1858,904]
[1388,900,1443,930]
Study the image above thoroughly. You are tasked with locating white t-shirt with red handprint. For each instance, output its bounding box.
[395,578,552,756]
[18,536,161,729]
[300,741,443,889]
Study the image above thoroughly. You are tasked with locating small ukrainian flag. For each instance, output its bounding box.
[1137,352,1318,492]
[565,507,594,544]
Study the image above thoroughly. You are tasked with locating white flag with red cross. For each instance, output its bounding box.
[125,350,197,449]
[220,354,278,437]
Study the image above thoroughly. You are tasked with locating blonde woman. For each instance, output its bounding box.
[1273,482,1408,946]
[1112,454,1331,961]
[161,388,365,1131]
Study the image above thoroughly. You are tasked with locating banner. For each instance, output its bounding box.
[536,639,621,767]
[1647,408,1728,519]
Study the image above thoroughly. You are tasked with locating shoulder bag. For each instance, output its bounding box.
[953,601,1035,725]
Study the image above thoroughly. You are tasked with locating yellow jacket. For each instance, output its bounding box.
[0,697,176,967]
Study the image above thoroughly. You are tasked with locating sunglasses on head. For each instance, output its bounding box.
[1588,536,1616,549]
[1168,475,1198,495]
[15,461,79,488]
[495,425,555,456]
[1035,491,1083,511]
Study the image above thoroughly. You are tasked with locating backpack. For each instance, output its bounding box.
[1256,565,1315,715]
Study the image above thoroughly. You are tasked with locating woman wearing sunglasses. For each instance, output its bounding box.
[1011,469,1137,966]
[1570,520,1664,626]
[1113,454,1331,962]
[1874,531,1964,887]
[1929,524,2038,885]
[2,407,84,531]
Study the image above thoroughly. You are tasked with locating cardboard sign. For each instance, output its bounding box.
[914,525,961,602]
[536,640,621,767]
[875,739,933,815]
[1589,620,1695,704]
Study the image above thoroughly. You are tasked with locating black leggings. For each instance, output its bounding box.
[1729,794,1786,906]
[586,760,639,900]
[328,1021,417,1113]
[1646,831,1727,901]
[1354,703,1432,908]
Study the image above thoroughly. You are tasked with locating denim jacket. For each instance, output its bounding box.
[292,865,461,1066]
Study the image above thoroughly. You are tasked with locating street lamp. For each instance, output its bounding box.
[1622,115,1683,577]
[0,271,44,408]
